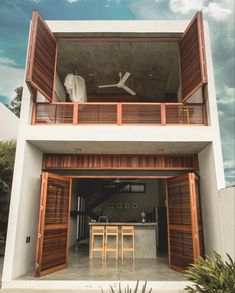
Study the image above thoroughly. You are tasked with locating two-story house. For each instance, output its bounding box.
[2,11,226,291]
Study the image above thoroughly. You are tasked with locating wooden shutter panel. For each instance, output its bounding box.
[26,11,57,102]
[166,173,204,272]
[179,12,207,102]
[35,172,71,277]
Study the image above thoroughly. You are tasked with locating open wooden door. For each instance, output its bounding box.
[35,172,72,277]
[179,12,207,102]
[166,173,204,272]
[26,11,57,101]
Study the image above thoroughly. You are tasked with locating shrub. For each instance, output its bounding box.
[184,252,235,293]
[102,280,152,293]
[0,141,16,255]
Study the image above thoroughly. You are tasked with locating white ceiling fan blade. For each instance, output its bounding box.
[98,84,117,88]
[122,84,136,95]
[120,72,130,84]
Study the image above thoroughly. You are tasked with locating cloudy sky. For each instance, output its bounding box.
[0,0,234,185]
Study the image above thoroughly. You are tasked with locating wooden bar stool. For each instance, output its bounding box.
[90,226,105,260]
[121,226,135,260]
[105,226,119,260]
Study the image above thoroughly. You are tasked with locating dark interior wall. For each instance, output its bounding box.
[100,179,160,222]
[69,179,79,247]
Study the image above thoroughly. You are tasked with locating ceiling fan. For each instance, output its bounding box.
[98,72,136,96]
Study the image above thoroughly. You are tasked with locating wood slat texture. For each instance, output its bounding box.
[122,104,161,124]
[165,104,205,124]
[32,102,207,125]
[35,172,71,277]
[87,94,139,102]
[35,103,74,124]
[78,104,117,124]
[166,173,204,272]
[42,154,199,170]
[26,11,57,102]
[179,12,207,102]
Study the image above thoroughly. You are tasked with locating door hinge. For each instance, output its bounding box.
[38,233,42,239]
[195,233,198,239]
[35,263,40,269]
[40,205,44,211]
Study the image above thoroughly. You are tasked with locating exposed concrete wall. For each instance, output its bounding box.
[102,179,159,222]
[198,143,223,256]
[69,180,79,248]
[218,186,235,260]
[0,103,19,141]
[2,141,42,281]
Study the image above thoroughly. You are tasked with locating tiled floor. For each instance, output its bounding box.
[20,242,185,281]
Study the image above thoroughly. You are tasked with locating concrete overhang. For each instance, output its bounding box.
[29,140,210,155]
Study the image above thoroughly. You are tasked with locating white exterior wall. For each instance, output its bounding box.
[198,143,224,256]
[0,103,19,141]
[218,186,235,260]
[2,19,226,290]
[3,140,42,281]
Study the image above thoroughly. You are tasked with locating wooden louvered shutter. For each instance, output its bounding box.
[179,12,207,102]
[26,11,57,102]
[35,172,71,277]
[166,173,204,272]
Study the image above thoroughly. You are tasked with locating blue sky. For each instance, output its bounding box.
[0,0,234,185]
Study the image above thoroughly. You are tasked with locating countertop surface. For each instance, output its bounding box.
[89,222,156,226]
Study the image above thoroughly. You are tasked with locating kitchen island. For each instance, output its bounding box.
[89,222,156,259]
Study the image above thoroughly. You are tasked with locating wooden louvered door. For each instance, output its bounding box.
[166,173,204,272]
[35,172,72,277]
[26,11,57,101]
[179,12,207,102]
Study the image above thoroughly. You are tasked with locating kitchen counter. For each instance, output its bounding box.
[89,222,157,259]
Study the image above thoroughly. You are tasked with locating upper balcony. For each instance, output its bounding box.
[32,101,207,126]
[26,11,209,127]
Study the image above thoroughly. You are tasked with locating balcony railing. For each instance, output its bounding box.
[32,102,207,126]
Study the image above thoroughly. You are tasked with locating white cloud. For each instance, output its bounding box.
[204,2,232,21]
[224,159,235,186]
[217,86,235,105]
[169,0,204,14]
[0,56,24,100]
[168,0,232,21]
[66,0,80,3]
[0,56,16,66]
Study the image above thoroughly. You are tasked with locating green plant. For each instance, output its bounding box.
[9,86,22,118]
[102,280,152,293]
[184,252,235,293]
[0,140,16,255]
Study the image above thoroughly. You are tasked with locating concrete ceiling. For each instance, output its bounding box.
[30,140,209,154]
[57,41,180,101]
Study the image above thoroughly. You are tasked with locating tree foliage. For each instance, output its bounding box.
[185,252,235,293]
[9,86,22,118]
[0,141,16,255]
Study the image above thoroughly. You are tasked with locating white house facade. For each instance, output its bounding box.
[2,11,227,291]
